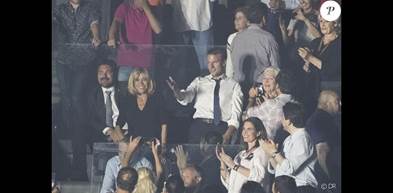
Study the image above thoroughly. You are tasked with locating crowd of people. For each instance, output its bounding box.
[52,0,341,193]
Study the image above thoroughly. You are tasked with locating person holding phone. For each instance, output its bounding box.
[216,117,269,193]
[245,67,282,140]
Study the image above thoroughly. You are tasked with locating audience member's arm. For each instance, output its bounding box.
[294,9,321,39]
[167,77,197,104]
[261,139,279,172]
[88,6,101,48]
[108,19,120,48]
[298,47,322,69]
[158,94,169,145]
[224,83,243,144]
[247,87,258,109]
[216,145,230,188]
[219,147,252,177]
[316,142,330,178]
[107,126,125,143]
[91,22,101,47]
[100,159,117,193]
[278,13,290,46]
[303,41,341,77]
[121,136,142,167]
[139,0,162,34]
[161,124,168,145]
[152,139,163,183]
[269,157,278,169]
[262,138,314,176]
[174,145,188,177]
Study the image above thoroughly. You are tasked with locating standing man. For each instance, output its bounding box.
[167,47,243,144]
[231,2,280,95]
[53,0,101,180]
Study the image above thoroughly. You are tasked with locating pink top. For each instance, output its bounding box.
[114,2,153,67]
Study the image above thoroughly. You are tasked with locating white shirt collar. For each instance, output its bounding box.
[207,73,226,80]
[101,86,114,93]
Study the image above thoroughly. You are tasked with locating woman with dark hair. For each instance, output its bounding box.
[216,117,269,193]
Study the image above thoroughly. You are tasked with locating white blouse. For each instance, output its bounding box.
[221,147,269,193]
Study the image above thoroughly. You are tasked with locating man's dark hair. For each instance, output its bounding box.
[201,131,223,145]
[276,69,295,95]
[234,6,249,18]
[207,47,227,61]
[97,58,117,72]
[274,175,298,193]
[240,181,266,193]
[245,2,268,24]
[283,102,305,128]
[116,166,138,192]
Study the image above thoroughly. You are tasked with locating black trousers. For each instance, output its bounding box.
[188,119,228,144]
[56,63,95,180]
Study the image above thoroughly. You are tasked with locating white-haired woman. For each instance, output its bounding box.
[245,67,285,140]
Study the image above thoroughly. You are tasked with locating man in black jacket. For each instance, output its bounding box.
[88,59,126,143]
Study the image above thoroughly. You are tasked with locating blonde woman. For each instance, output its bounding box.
[133,167,157,193]
[118,68,168,144]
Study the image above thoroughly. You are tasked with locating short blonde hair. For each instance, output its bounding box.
[128,68,155,96]
[133,167,157,193]
[257,67,280,83]
[262,67,280,78]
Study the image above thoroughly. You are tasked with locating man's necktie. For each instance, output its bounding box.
[213,79,221,126]
[105,91,113,127]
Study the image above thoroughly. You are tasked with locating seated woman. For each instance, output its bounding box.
[245,67,286,140]
[297,14,341,116]
[118,68,168,145]
[217,117,269,193]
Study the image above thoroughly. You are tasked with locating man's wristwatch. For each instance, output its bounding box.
[233,164,240,171]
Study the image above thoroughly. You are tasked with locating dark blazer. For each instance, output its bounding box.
[87,86,124,142]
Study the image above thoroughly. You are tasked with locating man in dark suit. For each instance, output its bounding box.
[88,59,126,143]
